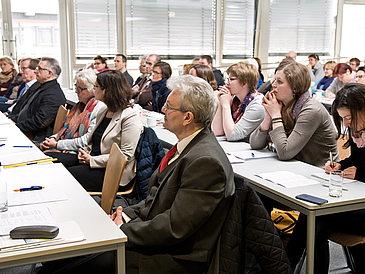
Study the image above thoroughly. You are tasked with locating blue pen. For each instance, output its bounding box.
[251,152,255,158]
[14,186,44,192]
[13,145,33,148]
[0,144,5,147]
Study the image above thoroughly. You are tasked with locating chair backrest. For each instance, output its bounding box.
[337,134,351,160]
[101,143,127,214]
[53,105,69,134]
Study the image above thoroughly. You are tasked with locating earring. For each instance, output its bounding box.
[293,94,295,98]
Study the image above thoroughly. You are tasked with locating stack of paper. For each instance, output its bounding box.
[227,149,277,164]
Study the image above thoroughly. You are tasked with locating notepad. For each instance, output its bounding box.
[255,171,319,188]
[229,149,277,161]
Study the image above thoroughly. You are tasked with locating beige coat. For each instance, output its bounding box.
[85,104,143,186]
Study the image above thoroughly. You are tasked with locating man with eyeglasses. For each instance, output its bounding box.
[355,67,365,85]
[15,57,66,142]
[4,58,40,117]
[114,54,133,87]
[132,54,161,110]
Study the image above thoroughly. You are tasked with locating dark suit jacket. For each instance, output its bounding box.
[16,79,65,142]
[122,128,235,274]
[8,81,41,122]
[123,70,134,87]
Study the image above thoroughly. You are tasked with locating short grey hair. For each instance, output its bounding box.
[75,69,97,94]
[167,75,217,128]
[40,57,61,79]
[139,55,148,61]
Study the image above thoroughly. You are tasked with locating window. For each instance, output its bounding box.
[74,0,117,59]
[222,0,255,59]
[126,0,215,59]
[269,0,337,57]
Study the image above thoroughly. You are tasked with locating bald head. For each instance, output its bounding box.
[286,51,297,61]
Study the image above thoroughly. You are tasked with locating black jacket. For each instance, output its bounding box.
[123,70,134,87]
[16,79,66,142]
[213,67,225,87]
[219,177,292,274]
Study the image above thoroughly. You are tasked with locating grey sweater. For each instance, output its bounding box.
[250,98,339,168]
[227,94,265,142]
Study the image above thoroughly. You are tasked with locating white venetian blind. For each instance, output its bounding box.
[126,0,216,58]
[222,0,255,58]
[269,0,337,57]
[74,0,117,58]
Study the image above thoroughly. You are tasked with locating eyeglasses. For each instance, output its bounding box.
[152,70,161,74]
[162,102,181,112]
[20,67,30,71]
[36,66,50,72]
[226,77,238,83]
[75,84,88,92]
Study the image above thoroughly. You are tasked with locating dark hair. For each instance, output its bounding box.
[116,54,127,63]
[333,63,352,77]
[96,70,132,112]
[350,58,361,67]
[254,57,265,83]
[308,54,319,60]
[94,55,108,68]
[357,66,365,73]
[191,64,217,90]
[200,55,213,65]
[153,62,172,79]
[332,83,365,148]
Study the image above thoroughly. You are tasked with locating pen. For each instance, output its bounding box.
[0,144,4,147]
[329,151,334,168]
[13,145,32,148]
[14,186,44,192]
[3,158,58,168]
[251,152,255,158]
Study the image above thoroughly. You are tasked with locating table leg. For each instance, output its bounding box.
[306,211,315,274]
[116,243,126,274]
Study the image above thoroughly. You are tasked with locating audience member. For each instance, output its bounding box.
[133,55,148,87]
[38,75,235,274]
[313,61,336,93]
[250,62,339,168]
[132,54,161,110]
[88,55,109,72]
[212,62,265,142]
[286,83,365,273]
[285,51,297,60]
[306,54,325,84]
[114,54,133,87]
[0,56,17,96]
[6,58,40,120]
[349,57,361,72]
[0,59,23,112]
[325,63,356,98]
[199,54,225,87]
[151,61,172,113]
[189,64,217,90]
[254,57,265,88]
[182,57,201,75]
[16,57,65,142]
[40,69,102,154]
[355,67,365,85]
[54,70,142,192]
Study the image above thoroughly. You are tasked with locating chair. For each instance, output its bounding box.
[89,143,127,214]
[337,134,351,160]
[53,104,69,134]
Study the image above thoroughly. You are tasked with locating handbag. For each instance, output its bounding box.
[271,208,300,234]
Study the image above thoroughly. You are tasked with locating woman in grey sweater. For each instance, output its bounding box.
[212,62,265,142]
[250,62,339,168]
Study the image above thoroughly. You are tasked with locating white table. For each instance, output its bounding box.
[0,113,127,273]
[153,125,365,274]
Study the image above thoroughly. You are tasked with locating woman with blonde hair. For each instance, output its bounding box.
[250,62,339,167]
[212,62,265,142]
[0,56,17,96]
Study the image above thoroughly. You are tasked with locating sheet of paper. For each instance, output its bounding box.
[216,136,227,142]
[231,149,277,160]
[0,150,51,166]
[8,189,68,207]
[0,207,56,236]
[226,153,245,164]
[255,171,319,188]
[311,172,356,185]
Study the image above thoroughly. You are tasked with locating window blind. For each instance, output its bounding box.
[269,0,337,57]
